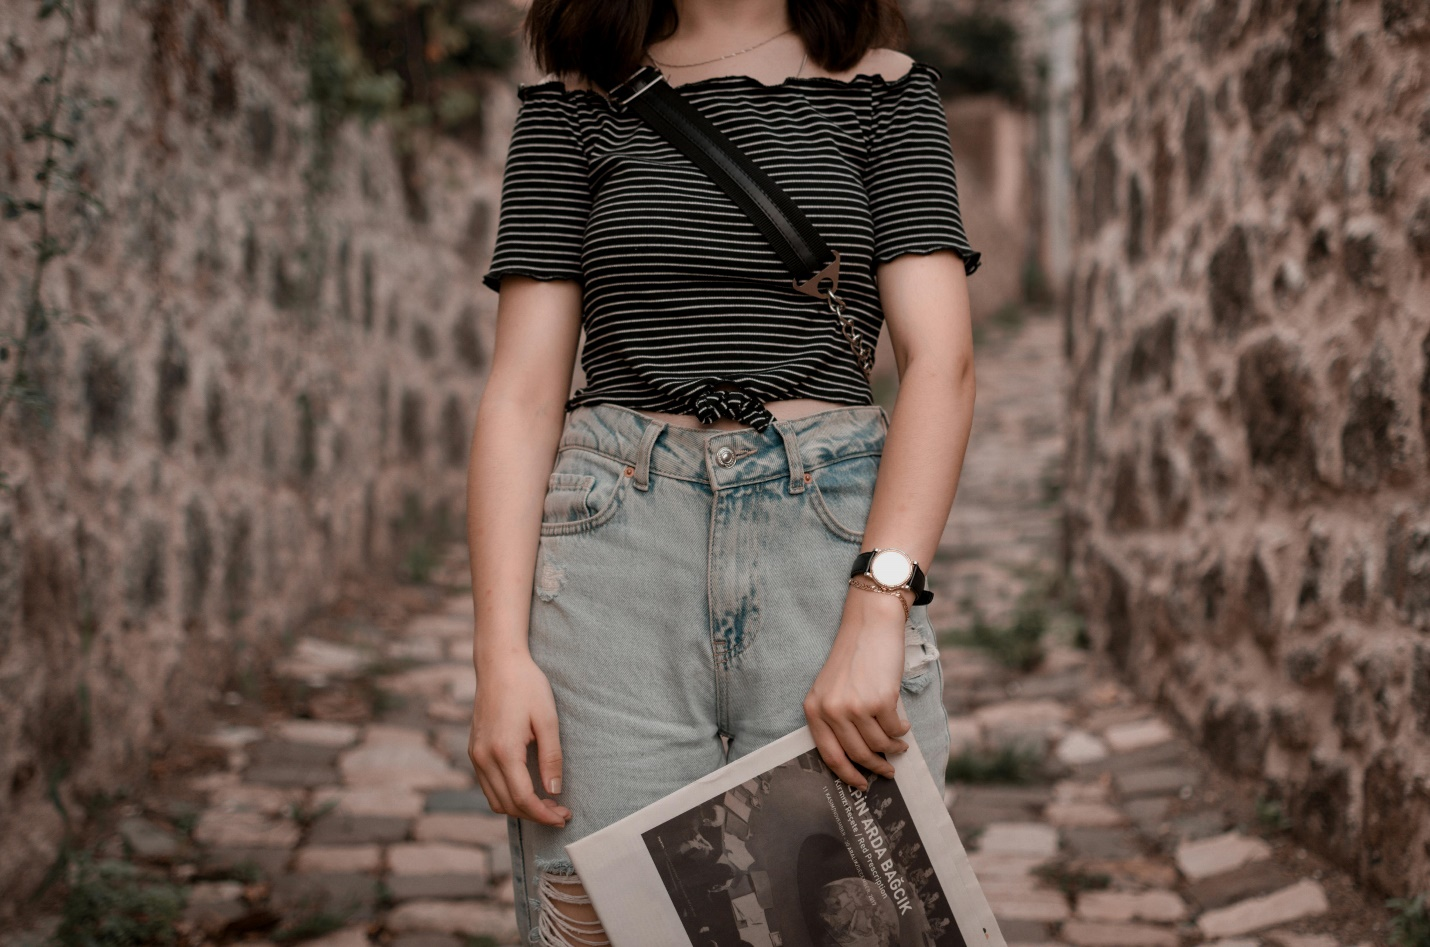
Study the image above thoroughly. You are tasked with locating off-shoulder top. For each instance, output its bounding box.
[481,60,981,431]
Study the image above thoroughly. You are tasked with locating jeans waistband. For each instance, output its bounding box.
[557,402,889,494]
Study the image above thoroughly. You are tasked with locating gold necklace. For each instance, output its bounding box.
[647,27,794,69]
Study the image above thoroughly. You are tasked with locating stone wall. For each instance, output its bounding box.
[0,0,504,904]
[1063,0,1430,894]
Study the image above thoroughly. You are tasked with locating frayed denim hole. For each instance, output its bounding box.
[534,538,566,602]
[900,611,940,695]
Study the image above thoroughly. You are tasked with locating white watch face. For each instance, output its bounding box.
[870,549,913,588]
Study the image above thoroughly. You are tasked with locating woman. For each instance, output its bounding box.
[466,0,979,942]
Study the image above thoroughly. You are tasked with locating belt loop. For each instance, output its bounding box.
[775,420,805,494]
[631,417,666,492]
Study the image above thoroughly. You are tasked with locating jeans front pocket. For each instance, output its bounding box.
[539,448,632,537]
[806,452,882,544]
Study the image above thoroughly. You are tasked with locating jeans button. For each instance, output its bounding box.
[715,447,736,468]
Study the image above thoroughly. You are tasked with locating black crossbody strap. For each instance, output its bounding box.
[607,65,843,301]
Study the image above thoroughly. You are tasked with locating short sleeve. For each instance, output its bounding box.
[481,85,592,293]
[865,63,982,275]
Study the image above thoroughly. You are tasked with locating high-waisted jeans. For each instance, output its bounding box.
[506,401,952,942]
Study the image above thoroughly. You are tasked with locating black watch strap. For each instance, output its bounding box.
[850,550,934,606]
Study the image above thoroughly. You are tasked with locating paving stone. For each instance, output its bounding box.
[978,822,1060,858]
[1078,741,1189,778]
[1175,831,1274,881]
[986,884,1070,922]
[426,697,474,725]
[1077,890,1188,922]
[1197,879,1330,939]
[387,638,447,662]
[1076,857,1180,888]
[189,880,247,904]
[200,846,291,878]
[271,720,361,747]
[313,787,427,819]
[1124,796,1173,834]
[305,812,411,846]
[386,874,489,901]
[193,811,300,849]
[1012,669,1090,703]
[293,844,382,873]
[210,784,305,816]
[365,724,433,746]
[292,927,372,947]
[203,725,264,750]
[385,899,520,939]
[182,897,251,935]
[1204,942,1260,947]
[948,715,982,754]
[388,842,489,878]
[270,872,379,918]
[994,919,1054,944]
[1103,718,1176,753]
[1061,920,1179,946]
[188,770,242,793]
[413,813,508,847]
[1053,780,1111,803]
[1115,766,1202,799]
[118,816,183,862]
[1062,827,1143,860]
[1171,809,1231,841]
[1082,705,1158,734]
[967,852,1050,879]
[975,699,1071,749]
[390,935,463,947]
[425,789,498,815]
[274,637,371,682]
[404,614,475,640]
[1188,859,1303,910]
[433,725,470,765]
[339,740,471,791]
[1057,730,1110,765]
[1045,801,1128,828]
[446,637,474,663]
[1266,933,1338,947]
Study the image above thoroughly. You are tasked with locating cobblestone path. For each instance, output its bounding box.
[5,313,1392,947]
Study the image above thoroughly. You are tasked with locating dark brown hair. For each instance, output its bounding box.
[524,0,909,91]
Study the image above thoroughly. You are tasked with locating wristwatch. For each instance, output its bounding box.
[850,547,933,605]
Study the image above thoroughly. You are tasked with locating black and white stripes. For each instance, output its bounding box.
[482,60,980,425]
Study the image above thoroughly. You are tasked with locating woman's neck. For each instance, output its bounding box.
[667,0,791,40]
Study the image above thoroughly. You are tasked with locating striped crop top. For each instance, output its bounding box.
[481,60,981,431]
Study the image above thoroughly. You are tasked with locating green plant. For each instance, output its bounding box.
[1389,894,1430,947]
[1255,794,1292,835]
[1033,858,1111,899]
[942,597,1047,672]
[286,797,340,830]
[946,744,1047,785]
[48,853,186,947]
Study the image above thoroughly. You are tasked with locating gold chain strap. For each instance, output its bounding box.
[847,575,910,621]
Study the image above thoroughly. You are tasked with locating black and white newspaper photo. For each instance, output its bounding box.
[567,727,1006,947]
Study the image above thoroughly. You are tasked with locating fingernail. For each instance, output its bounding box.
[548,777,561,794]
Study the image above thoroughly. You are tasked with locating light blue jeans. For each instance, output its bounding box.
[507,402,951,943]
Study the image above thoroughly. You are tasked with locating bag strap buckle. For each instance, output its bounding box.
[609,65,667,110]
[791,249,841,301]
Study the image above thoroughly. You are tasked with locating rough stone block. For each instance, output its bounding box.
[313,787,427,819]
[386,874,488,902]
[339,741,471,792]
[1103,719,1175,753]
[1197,879,1330,939]
[193,811,300,849]
[293,844,382,873]
[388,842,489,877]
[1077,889,1188,923]
[1060,920,1179,946]
[305,812,410,846]
[385,899,520,939]
[1062,826,1143,860]
[977,823,1060,858]
[1115,766,1202,799]
[1057,730,1110,765]
[272,720,361,747]
[1045,801,1128,828]
[413,813,508,848]
[1175,831,1273,881]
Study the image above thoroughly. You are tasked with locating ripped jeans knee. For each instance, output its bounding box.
[536,867,610,946]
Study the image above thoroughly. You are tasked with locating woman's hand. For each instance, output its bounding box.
[468,650,573,828]
[803,587,913,789]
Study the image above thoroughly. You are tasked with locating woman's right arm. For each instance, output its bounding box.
[466,275,583,829]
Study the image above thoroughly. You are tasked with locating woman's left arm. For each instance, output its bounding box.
[803,248,976,790]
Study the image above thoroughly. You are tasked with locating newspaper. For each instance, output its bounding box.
[566,724,1007,947]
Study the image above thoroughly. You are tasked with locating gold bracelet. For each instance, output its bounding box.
[847,576,910,622]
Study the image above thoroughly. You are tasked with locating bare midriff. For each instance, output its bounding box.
[634,397,851,431]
